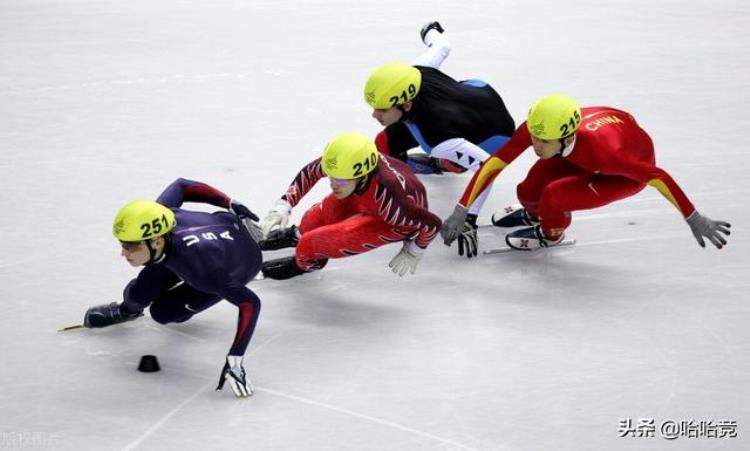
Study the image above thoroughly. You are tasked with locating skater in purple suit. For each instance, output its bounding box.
[83,178,263,398]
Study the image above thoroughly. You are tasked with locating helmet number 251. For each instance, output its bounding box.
[140,214,170,239]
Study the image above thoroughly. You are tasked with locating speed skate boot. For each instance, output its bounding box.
[259,225,299,251]
[505,225,564,251]
[261,256,307,280]
[491,205,539,228]
[407,153,467,175]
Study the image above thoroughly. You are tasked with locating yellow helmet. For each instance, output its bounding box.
[364,63,422,109]
[527,94,582,139]
[321,133,380,179]
[113,200,176,242]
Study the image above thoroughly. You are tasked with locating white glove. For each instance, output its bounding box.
[259,199,292,238]
[388,240,425,277]
[216,355,253,398]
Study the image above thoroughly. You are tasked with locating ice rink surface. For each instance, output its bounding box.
[1,1,749,450]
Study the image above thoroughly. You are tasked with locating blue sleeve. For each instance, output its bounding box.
[221,285,262,356]
[156,178,231,209]
[121,264,181,313]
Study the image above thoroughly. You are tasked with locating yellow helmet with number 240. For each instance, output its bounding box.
[321,133,380,180]
[364,63,422,109]
[527,94,582,140]
[113,200,176,242]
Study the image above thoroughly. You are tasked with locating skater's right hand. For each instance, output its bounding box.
[259,199,292,238]
[457,217,478,258]
[216,355,253,398]
[440,204,468,246]
[686,211,731,249]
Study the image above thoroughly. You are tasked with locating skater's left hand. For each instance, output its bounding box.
[216,355,253,398]
[440,204,468,246]
[686,211,731,249]
[230,199,263,242]
[229,199,259,221]
[389,240,424,277]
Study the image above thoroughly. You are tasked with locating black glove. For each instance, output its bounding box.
[441,204,469,245]
[229,199,259,221]
[457,214,478,258]
[420,21,445,43]
[230,199,263,242]
[83,302,140,328]
[216,355,253,398]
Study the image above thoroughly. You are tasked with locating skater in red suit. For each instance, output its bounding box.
[258,133,442,279]
[441,94,731,252]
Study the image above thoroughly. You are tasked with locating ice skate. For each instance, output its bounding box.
[491,205,539,228]
[259,225,299,251]
[505,225,565,251]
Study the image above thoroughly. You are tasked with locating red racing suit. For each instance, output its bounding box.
[280,155,442,271]
[459,107,696,238]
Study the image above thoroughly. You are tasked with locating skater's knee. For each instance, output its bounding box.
[149,304,191,324]
[517,179,538,204]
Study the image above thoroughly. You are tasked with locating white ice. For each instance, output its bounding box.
[1,1,749,450]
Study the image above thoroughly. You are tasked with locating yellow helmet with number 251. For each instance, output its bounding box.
[527,94,582,140]
[321,133,380,180]
[364,63,422,109]
[113,200,176,242]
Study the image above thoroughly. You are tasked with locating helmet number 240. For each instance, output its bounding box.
[352,153,378,177]
[140,214,171,239]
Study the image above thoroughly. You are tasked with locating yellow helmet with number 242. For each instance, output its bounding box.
[321,133,380,180]
[527,94,582,140]
[113,200,176,242]
[364,63,422,109]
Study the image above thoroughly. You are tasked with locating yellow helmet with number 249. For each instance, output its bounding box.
[321,133,380,180]
[527,94,582,140]
[364,63,422,109]
[113,200,176,242]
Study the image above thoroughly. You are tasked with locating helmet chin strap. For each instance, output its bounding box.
[144,237,168,265]
[556,134,576,157]
[353,176,370,195]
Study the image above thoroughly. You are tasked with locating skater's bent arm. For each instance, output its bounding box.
[375,124,418,160]
[221,285,262,356]
[280,158,326,207]
[157,178,231,209]
[603,152,696,218]
[458,124,533,208]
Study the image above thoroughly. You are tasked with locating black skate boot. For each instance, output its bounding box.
[420,21,445,42]
[491,205,539,228]
[259,225,299,251]
[505,225,564,251]
[261,256,307,280]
